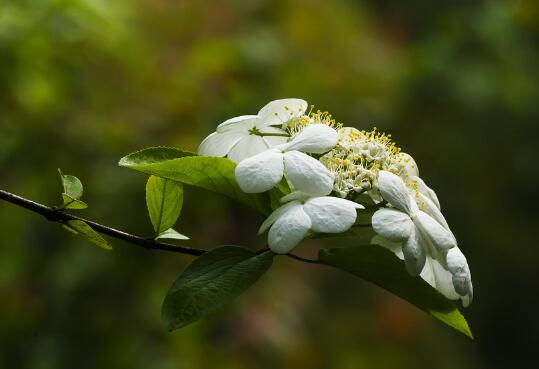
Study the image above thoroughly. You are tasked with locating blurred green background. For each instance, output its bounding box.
[1,0,538,368]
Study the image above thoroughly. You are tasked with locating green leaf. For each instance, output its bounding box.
[62,224,79,235]
[66,220,112,250]
[58,169,83,200]
[119,147,270,214]
[61,194,88,209]
[318,245,473,338]
[268,177,291,210]
[146,175,183,234]
[162,246,273,331]
[156,228,189,241]
[119,146,195,166]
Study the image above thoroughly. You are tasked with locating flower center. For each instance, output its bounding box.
[320,127,402,199]
[283,109,343,136]
[248,126,260,135]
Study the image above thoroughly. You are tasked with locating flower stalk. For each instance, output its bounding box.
[248,127,291,137]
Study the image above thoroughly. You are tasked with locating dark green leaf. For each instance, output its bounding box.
[62,224,79,235]
[146,175,183,234]
[66,220,112,250]
[58,169,83,200]
[318,245,472,338]
[119,147,270,214]
[162,246,273,331]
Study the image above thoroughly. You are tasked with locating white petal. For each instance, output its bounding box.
[198,131,244,157]
[216,115,259,133]
[372,208,413,242]
[430,261,461,301]
[258,200,301,235]
[414,211,456,251]
[446,247,473,305]
[402,226,426,276]
[414,189,457,250]
[227,136,271,163]
[258,98,308,127]
[371,235,404,260]
[399,152,419,178]
[235,149,284,193]
[283,151,334,196]
[417,193,452,233]
[412,176,440,209]
[303,197,362,233]
[284,124,339,154]
[460,293,472,308]
[409,194,420,214]
[419,256,436,287]
[446,247,468,277]
[262,136,289,147]
[268,203,311,254]
[421,256,460,300]
[377,171,412,213]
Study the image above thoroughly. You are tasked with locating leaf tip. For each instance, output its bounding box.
[118,155,131,167]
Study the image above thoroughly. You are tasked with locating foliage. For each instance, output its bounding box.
[118,147,472,335]
[58,169,87,209]
[146,175,185,238]
[319,245,472,337]
[65,220,112,251]
[120,147,271,214]
[162,246,273,331]
[1,0,538,368]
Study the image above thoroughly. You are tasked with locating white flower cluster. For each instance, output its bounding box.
[198,98,473,306]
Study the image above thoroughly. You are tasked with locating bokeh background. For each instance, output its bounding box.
[1,0,538,368]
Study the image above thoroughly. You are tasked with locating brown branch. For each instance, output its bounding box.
[0,189,206,256]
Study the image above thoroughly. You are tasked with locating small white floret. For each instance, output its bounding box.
[268,203,312,254]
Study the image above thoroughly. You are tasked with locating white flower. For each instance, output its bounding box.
[370,234,460,306]
[235,124,339,194]
[372,171,456,276]
[198,98,308,163]
[259,196,364,254]
[372,170,473,306]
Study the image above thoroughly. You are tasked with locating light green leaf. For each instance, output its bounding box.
[146,175,183,234]
[162,246,273,331]
[66,220,112,250]
[61,194,88,209]
[58,169,83,200]
[156,228,189,241]
[318,245,473,338]
[268,177,291,210]
[119,147,270,214]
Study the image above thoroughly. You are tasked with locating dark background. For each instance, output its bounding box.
[1,0,538,368]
